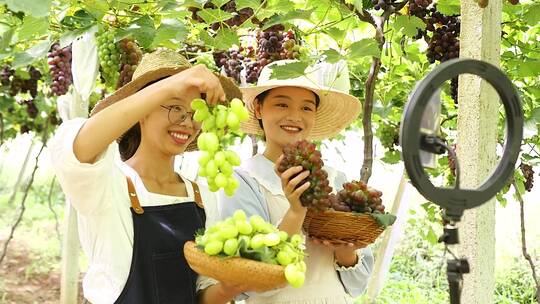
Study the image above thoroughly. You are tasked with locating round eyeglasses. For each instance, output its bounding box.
[160,105,195,125]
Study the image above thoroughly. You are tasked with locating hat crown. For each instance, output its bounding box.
[132,49,191,80]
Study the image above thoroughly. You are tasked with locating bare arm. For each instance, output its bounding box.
[73,65,226,163]
[198,282,248,304]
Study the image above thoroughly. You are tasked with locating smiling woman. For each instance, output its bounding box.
[214,60,373,304]
[48,49,247,304]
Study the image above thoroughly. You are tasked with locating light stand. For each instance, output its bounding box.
[399,59,524,304]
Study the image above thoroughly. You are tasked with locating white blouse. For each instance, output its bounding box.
[50,118,216,304]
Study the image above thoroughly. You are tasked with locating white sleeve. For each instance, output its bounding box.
[49,117,119,216]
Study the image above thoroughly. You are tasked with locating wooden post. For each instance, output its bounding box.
[457,0,502,302]
[60,202,80,304]
[60,28,99,304]
[365,172,409,302]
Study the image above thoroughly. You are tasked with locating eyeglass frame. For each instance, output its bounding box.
[160,105,196,125]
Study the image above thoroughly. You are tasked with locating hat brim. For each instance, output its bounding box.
[240,84,362,140]
[90,67,242,152]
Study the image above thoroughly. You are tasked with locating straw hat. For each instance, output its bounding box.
[90,49,242,151]
[240,60,361,140]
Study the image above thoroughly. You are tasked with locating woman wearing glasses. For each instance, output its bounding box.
[50,50,248,304]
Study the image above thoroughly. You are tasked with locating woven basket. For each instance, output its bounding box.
[303,209,385,247]
[183,241,288,292]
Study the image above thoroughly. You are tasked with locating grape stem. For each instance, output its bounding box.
[341,1,407,183]
[0,112,4,147]
[511,178,540,303]
[0,121,49,265]
[440,114,457,127]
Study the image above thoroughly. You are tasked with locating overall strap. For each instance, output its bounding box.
[127,176,203,212]
[126,177,144,214]
[189,181,204,209]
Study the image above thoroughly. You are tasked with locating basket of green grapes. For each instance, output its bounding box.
[184,210,307,292]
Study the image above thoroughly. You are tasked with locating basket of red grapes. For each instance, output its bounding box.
[277,140,397,247]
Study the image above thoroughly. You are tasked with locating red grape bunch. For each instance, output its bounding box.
[280,30,303,60]
[1,65,42,98]
[216,49,245,84]
[116,38,143,89]
[189,0,260,30]
[277,140,333,211]
[408,4,461,103]
[520,163,534,192]
[372,0,399,11]
[47,43,73,96]
[408,0,432,19]
[244,29,287,84]
[1,65,13,86]
[332,181,385,214]
[96,28,121,88]
[448,144,457,176]
[20,99,39,119]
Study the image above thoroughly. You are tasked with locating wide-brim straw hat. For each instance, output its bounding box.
[90,49,242,151]
[240,60,361,140]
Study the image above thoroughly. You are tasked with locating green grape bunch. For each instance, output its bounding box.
[195,53,219,72]
[377,122,400,151]
[191,98,250,195]
[196,209,307,288]
[96,28,121,88]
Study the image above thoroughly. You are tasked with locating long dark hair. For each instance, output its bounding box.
[118,77,168,161]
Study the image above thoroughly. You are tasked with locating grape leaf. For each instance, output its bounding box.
[393,15,426,37]
[123,16,156,49]
[507,59,540,77]
[199,28,239,50]
[215,28,240,50]
[236,0,261,10]
[239,243,276,263]
[12,38,52,68]
[197,8,233,24]
[262,9,314,30]
[425,227,438,245]
[514,169,526,195]
[16,16,48,41]
[256,0,294,20]
[0,24,14,51]
[82,0,108,21]
[324,27,347,42]
[211,0,230,8]
[347,38,380,61]
[523,3,540,25]
[2,0,51,17]
[152,19,187,48]
[322,49,344,64]
[381,150,401,164]
[436,0,460,16]
[369,212,397,228]
[60,9,95,29]
[268,61,309,80]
